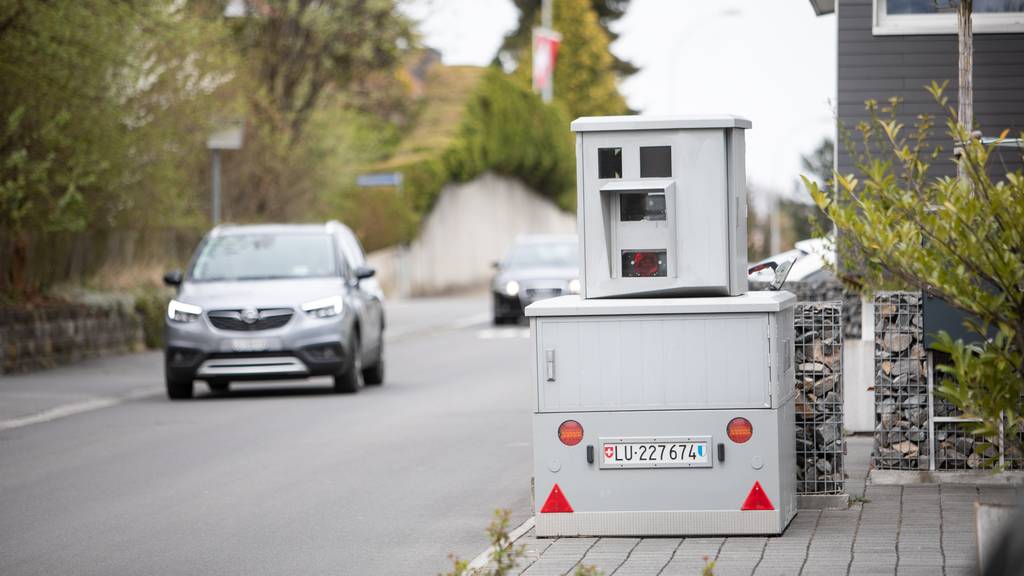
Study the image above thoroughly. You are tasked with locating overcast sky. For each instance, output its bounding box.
[402,0,836,203]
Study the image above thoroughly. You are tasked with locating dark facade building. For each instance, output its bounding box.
[812,0,1024,176]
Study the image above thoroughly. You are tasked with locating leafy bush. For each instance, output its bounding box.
[134,288,173,350]
[804,82,1024,461]
[339,67,577,251]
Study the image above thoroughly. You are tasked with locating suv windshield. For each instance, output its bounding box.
[191,233,338,281]
[505,241,578,269]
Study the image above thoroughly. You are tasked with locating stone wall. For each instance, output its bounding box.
[752,277,861,339]
[370,171,577,297]
[872,291,929,470]
[0,303,144,374]
[795,302,845,494]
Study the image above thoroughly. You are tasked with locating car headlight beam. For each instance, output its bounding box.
[568,278,581,294]
[504,280,520,297]
[167,299,202,323]
[302,295,344,319]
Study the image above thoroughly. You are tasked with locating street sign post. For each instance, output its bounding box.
[207,123,244,225]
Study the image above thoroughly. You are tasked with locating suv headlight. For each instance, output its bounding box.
[302,295,343,319]
[167,300,202,323]
[504,280,520,296]
[568,278,581,294]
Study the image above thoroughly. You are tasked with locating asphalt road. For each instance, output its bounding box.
[0,295,535,575]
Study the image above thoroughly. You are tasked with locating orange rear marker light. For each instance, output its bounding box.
[558,420,584,446]
[727,417,753,444]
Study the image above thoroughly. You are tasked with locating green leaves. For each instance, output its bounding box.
[809,84,1024,464]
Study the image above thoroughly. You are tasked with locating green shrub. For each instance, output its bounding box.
[335,67,577,251]
[134,288,172,349]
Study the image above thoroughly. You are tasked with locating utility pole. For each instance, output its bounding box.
[541,0,553,103]
[770,195,781,256]
[535,0,558,104]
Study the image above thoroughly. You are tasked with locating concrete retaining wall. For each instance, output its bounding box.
[0,304,144,374]
[369,171,577,297]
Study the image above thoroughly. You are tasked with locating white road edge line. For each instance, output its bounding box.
[0,389,157,432]
[385,311,491,343]
[466,515,536,572]
[451,312,491,330]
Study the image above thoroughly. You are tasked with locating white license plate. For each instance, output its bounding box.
[224,338,276,353]
[599,436,712,469]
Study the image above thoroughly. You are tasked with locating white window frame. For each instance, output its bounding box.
[873,0,1024,35]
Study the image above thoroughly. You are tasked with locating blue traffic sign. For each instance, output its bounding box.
[356,172,403,188]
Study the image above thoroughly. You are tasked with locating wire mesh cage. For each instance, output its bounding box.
[872,291,929,470]
[794,301,844,494]
[930,357,996,470]
[1009,418,1024,470]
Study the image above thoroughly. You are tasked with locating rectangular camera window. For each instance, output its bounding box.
[598,147,622,179]
[621,250,668,277]
[619,192,666,222]
[640,146,671,178]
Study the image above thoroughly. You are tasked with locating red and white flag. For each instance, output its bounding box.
[532,27,562,94]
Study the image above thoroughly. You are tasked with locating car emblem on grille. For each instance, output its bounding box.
[241,308,260,324]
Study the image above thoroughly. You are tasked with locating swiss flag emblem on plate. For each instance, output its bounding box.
[604,446,615,459]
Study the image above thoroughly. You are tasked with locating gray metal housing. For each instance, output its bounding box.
[571,115,751,299]
[527,293,797,536]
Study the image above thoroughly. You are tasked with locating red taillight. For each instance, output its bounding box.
[727,417,753,444]
[558,420,584,446]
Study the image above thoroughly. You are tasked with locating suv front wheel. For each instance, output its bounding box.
[333,334,363,394]
[166,371,194,400]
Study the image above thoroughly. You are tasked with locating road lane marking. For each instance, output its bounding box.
[451,312,490,329]
[385,312,490,343]
[466,516,535,571]
[476,328,530,340]
[0,389,157,432]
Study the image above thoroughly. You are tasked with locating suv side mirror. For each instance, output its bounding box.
[354,266,376,281]
[491,261,501,270]
[163,270,183,287]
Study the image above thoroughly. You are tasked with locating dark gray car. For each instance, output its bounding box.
[162,222,384,399]
[492,234,580,324]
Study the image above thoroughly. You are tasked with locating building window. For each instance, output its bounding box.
[874,0,1024,35]
[598,148,622,179]
[640,146,672,178]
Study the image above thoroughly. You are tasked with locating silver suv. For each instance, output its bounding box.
[162,222,384,399]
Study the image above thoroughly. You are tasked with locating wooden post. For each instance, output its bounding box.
[957,0,973,181]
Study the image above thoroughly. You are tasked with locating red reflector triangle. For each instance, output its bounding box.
[741,481,775,511]
[540,483,573,513]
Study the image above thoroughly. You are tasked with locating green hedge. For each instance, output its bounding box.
[345,68,575,252]
[438,68,575,211]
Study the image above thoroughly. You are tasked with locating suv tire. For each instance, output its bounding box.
[333,334,363,394]
[166,373,194,400]
[362,339,384,386]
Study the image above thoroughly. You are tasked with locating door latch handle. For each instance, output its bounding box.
[544,349,555,382]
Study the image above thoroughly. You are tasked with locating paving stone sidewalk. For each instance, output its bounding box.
[513,436,1023,576]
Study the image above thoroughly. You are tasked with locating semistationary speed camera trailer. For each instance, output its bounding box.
[572,115,750,299]
[526,116,797,537]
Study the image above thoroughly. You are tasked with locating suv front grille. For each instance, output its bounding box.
[208,308,293,331]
